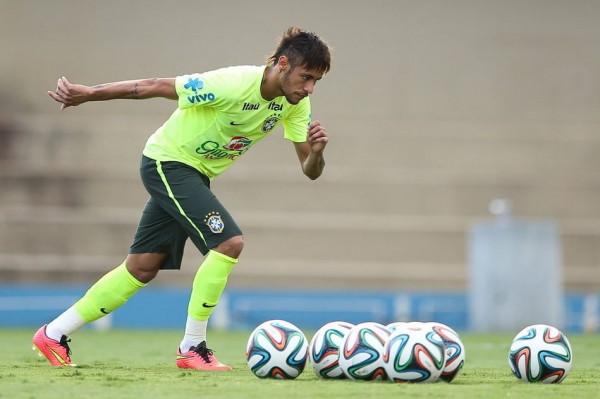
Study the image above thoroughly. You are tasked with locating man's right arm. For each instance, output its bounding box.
[48,76,177,110]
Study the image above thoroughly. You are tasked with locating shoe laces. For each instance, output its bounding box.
[191,341,214,363]
[59,335,73,357]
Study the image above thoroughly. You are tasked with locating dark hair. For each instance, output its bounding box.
[267,27,331,75]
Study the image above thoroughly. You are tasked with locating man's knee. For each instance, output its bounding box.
[213,235,244,259]
[126,253,166,283]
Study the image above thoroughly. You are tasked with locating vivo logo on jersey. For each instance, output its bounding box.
[268,102,283,111]
[187,92,216,104]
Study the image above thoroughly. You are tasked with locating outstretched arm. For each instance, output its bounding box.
[293,120,328,180]
[47,76,177,110]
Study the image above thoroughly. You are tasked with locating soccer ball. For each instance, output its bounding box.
[309,321,354,379]
[508,324,573,383]
[386,321,410,331]
[388,321,427,331]
[246,319,309,379]
[424,322,465,382]
[338,322,390,381]
[383,323,446,383]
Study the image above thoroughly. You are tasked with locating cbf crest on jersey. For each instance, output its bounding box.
[261,114,281,133]
[204,211,224,233]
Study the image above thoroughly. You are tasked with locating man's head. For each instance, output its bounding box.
[267,27,331,76]
[266,27,331,104]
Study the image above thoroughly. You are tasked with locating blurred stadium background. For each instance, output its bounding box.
[0,1,598,333]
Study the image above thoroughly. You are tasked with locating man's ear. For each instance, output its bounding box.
[277,56,290,72]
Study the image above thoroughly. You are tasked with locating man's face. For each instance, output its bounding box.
[279,64,324,105]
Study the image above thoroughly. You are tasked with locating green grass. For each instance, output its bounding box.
[0,328,598,399]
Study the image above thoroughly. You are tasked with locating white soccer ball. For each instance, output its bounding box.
[508,324,573,383]
[338,322,390,381]
[309,321,355,379]
[386,321,410,332]
[246,319,309,379]
[383,323,446,383]
[424,322,465,382]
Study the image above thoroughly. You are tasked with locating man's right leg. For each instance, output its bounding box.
[33,253,165,366]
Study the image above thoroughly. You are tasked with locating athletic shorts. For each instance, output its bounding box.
[129,155,242,269]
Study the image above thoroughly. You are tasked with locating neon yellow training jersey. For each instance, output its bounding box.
[143,65,311,179]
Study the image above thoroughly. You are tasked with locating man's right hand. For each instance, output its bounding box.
[47,76,91,110]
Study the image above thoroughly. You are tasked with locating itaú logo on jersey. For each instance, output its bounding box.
[195,137,253,160]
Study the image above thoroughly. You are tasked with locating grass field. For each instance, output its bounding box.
[0,328,598,399]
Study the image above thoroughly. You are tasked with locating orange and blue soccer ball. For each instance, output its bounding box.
[246,319,308,379]
[508,324,573,383]
[309,321,355,379]
[383,322,446,383]
[338,322,390,381]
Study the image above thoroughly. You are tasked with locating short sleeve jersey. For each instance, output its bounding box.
[143,65,311,179]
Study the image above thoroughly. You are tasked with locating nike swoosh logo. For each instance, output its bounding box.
[49,347,69,365]
[100,308,110,314]
[202,303,216,308]
[229,121,244,126]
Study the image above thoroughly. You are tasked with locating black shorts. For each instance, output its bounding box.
[129,155,242,269]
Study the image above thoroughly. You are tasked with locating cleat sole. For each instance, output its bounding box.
[32,342,77,366]
[32,345,44,358]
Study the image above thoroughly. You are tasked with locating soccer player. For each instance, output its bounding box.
[33,27,332,370]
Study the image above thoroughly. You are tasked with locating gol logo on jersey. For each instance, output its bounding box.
[223,136,252,151]
[196,136,253,161]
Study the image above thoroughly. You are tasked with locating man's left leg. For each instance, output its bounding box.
[176,236,243,371]
[145,159,244,370]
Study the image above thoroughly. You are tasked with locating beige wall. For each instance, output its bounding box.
[2,1,599,175]
[1,1,598,119]
[1,0,599,290]
[1,0,598,119]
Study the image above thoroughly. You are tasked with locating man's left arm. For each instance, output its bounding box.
[294,120,328,180]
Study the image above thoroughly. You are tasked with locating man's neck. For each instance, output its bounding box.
[260,65,282,101]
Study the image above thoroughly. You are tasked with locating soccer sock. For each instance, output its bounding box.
[180,317,208,352]
[188,250,237,320]
[45,307,86,341]
[181,250,237,349]
[73,261,146,323]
